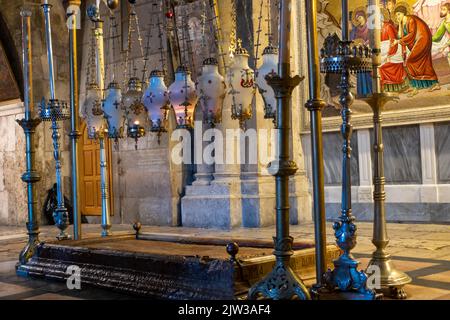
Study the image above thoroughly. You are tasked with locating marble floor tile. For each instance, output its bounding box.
[24,293,83,300]
[0,282,33,298]
[418,270,450,284]
[405,284,450,300]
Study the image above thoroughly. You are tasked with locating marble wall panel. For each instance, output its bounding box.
[371,125,422,185]
[435,122,450,183]
[323,131,360,186]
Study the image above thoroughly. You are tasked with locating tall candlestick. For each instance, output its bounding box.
[17,8,42,266]
[362,0,412,299]
[305,0,328,293]
[68,0,82,240]
[342,0,349,41]
[248,0,309,300]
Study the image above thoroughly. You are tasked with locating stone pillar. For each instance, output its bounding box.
[240,0,276,228]
[181,0,243,230]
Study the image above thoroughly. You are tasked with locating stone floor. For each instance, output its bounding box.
[0,222,449,300]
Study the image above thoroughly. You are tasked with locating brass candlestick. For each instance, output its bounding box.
[304,0,328,294]
[361,0,411,299]
[248,0,310,300]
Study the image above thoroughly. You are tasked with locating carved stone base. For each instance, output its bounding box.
[16,236,341,300]
[16,242,235,300]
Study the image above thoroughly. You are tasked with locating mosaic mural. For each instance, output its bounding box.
[317,0,450,117]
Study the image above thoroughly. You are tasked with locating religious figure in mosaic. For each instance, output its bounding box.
[393,3,441,96]
[432,3,450,70]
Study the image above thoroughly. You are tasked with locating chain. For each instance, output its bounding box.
[157,1,167,77]
[105,13,119,84]
[266,0,273,44]
[275,0,280,47]
[123,2,145,88]
[142,2,158,86]
[209,0,228,74]
[200,0,209,58]
[242,0,254,59]
[229,0,237,57]
[86,24,97,90]
[254,0,264,68]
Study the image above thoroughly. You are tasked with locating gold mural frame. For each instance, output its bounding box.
[295,0,450,133]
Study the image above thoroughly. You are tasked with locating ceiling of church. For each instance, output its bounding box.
[0,40,20,103]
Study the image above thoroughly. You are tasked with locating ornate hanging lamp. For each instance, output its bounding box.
[144,70,169,133]
[255,0,279,120]
[228,39,256,130]
[81,5,107,140]
[197,57,226,126]
[228,0,255,129]
[124,77,148,146]
[196,1,226,126]
[123,0,148,147]
[143,2,170,140]
[168,65,198,129]
[103,12,125,141]
[168,4,198,129]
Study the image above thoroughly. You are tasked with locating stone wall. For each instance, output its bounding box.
[0,0,312,228]
[302,122,450,223]
[0,0,71,226]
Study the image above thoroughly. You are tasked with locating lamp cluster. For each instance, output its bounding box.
[80,0,284,144]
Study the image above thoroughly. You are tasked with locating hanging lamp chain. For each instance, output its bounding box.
[142,1,158,86]
[229,0,237,57]
[266,0,273,45]
[157,0,168,77]
[209,0,227,74]
[254,0,264,68]
[123,2,145,88]
[86,23,98,89]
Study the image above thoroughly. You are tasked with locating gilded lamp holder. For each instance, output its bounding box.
[319,34,378,300]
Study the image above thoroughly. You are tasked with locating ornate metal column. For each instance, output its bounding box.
[361,0,411,299]
[248,0,310,300]
[68,0,82,240]
[17,8,42,264]
[40,0,71,240]
[320,0,377,300]
[304,0,328,294]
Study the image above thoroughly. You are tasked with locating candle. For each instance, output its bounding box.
[44,0,48,5]
[342,0,349,41]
